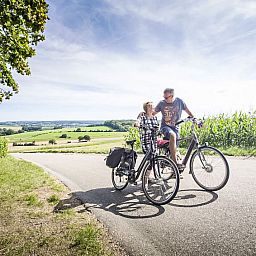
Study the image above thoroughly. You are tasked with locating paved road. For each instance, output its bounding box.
[13,153,256,256]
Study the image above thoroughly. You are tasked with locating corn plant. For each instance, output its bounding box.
[126,111,256,150]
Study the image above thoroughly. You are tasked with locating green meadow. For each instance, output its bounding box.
[0,156,120,255]
[5,126,124,142]
[3,125,126,153]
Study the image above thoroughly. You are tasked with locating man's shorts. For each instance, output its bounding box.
[161,126,179,146]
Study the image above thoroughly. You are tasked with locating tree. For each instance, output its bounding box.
[59,134,67,138]
[0,0,49,102]
[78,136,84,142]
[83,135,91,141]
[78,135,91,142]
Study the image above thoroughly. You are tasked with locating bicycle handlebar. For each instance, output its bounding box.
[175,116,203,127]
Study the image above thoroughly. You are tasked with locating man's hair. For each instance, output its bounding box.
[164,88,174,95]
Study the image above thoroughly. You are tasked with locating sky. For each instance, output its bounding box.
[0,0,256,121]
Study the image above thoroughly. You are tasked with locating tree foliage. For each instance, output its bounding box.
[78,135,91,142]
[0,0,49,102]
[104,120,134,132]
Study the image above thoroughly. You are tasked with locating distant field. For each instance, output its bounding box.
[3,125,127,153]
[61,126,112,131]
[4,126,122,143]
[0,125,22,131]
[9,138,125,154]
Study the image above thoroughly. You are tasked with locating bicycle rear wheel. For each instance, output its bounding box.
[112,168,128,190]
[142,156,180,205]
[190,146,230,191]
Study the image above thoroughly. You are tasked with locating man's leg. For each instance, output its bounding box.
[169,131,177,164]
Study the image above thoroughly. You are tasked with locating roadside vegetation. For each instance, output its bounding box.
[125,111,256,157]
[0,137,8,157]
[0,156,122,256]
[1,112,255,156]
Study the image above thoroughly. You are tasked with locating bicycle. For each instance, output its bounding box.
[157,117,230,191]
[106,128,180,205]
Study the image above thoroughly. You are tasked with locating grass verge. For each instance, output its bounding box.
[0,156,123,256]
[178,146,256,157]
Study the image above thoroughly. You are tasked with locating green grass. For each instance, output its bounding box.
[0,156,120,255]
[0,156,60,202]
[47,194,60,205]
[24,193,43,206]
[72,224,105,256]
[5,129,124,143]
[220,146,256,157]
[9,138,125,154]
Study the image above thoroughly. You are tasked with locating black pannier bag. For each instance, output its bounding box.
[119,149,137,170]
[106,147,125,168]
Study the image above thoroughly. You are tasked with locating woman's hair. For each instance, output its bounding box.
[143,101,153,112]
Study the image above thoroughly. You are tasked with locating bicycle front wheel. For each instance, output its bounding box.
[190,146,230,191]
[142,156,180,205]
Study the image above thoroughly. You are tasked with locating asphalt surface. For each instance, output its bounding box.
[12,153,256,256]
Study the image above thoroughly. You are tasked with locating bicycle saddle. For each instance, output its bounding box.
[126,139,136,146]
[157,139,169,148]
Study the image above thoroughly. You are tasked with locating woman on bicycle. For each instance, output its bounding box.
[135,101,159,154]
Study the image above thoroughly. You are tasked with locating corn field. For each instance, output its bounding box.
[180,111,256,148]
[125,111,256,150]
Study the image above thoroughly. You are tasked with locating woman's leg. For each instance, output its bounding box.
[161,126,177,163]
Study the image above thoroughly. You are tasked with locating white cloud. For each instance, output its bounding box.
[0,0,255,121]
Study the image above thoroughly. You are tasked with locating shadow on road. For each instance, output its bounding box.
[54,185,166,219]
[54,187,218,218]
[170,189,218,208]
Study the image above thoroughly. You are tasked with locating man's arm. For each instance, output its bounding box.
[184,106,194,117]
[152,110,160,116]
[153,101,162,116]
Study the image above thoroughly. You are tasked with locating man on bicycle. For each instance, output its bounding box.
[154,88,194,167]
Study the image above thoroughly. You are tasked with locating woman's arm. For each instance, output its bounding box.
[134,112,144,127]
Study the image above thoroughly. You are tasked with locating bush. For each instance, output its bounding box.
[0,137,8,157]
[78,135,91,142]
[54,126,63,129]
[0,128,15,136]
[49,139,56,145]
[22,126,42,132]
[59,134,67,138]
[75,128,81,132]
[83,135,91,141]
[78,136,84,141]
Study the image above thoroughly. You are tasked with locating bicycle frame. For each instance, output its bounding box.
[129,130,158,181]
[179,122,200,167]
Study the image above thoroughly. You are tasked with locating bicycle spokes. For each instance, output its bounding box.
[190,147,229,191]
[142,156,180,205]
